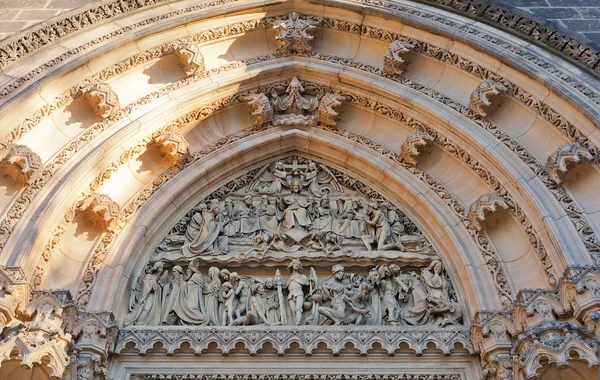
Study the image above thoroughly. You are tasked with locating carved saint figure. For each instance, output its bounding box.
[256,195,280,232]
[363,201,404,251]
[318,264,350,325]
[286,258,309,325]
[278,179,312,231]
[127,261,165,326]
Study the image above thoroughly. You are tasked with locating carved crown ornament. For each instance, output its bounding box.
[468,193,512,231]
[0,144,44,186]
[546,142,594,185]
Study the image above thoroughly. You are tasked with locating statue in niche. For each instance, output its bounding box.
[162,265,185,325]
[271,77,319,117]
[174,260,209,325]
[399,272,429,326]
[127,261,165,326]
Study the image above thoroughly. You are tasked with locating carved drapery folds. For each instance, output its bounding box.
[468,193,511,231]
[399,130,434,166]
[546,142,594,185]
[84,82,120,120]
[272,12,318,55]
[73,311,117,380]
[468,80,508,118]
[75,193,122,231]
[151,132,189,164]
[0,266,30,325]
[174,42,205,77]
[473,266,600,379]
[0,144,43,185]
[383,40,415,76]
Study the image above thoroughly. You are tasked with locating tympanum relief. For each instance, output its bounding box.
[127,156,463,328]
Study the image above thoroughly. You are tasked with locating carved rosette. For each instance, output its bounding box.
[272,12,318,55]
[151,132,189,163]
[84,82,120,120]
[399,130,434,166]
[383,40,415,76]
[242,93,273,126]
[174,42,206,76]
[546,143,593,185]
[468,193,511,231]
[468,80,508,118]
[76,193,122,231]
[73,311,117,380]
[0,266,31,325]
[317,93,346,127]
[0,144,43,185]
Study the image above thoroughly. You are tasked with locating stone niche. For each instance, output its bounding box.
[126,155,464,329]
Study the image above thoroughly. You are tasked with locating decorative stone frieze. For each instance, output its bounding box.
[131,375,463,380]
[383,40,415,76]
[272,12,318,55]
[73,311,117,380]
[468,80,508,118]
[242,93,273,127]
[151,132,189,163]
[399,130,434,166]
[84,83,121,120]
[317,93,346,127]
[174,42,205,76]
[0,266,31,325]
[468,193,511,231]
[0,144,43,185]
[546,143,594,185]
[75,193,122,231]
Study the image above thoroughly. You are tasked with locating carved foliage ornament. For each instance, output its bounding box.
[151,132,189,163]
[272,12,319,55]
[468,80,508,118]
[468,193,511,231]
[84,82,120,120]
[383,40,415,76]
[75,193,122,231]
[399,130,434,166]
[0,144,43,185]
[174,42,206,76]
[546,142,593,185]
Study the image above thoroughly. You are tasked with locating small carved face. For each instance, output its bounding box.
[308,162,316,171]
[434,262,442,273]
[265,278,274,289]
[334,270,345,280]
[261,195,269,204]
[291,183,300,193]
[244,196,253,205]
[276,162,283,170]
[293,261,300,270]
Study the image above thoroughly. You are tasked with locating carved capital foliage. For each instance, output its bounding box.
[399,130,434,166]
[272,12,318,55]
[468,193,511,231]
[84,82,120,120]
[73,311,117,380]
[546,143,593,185]
[151,132,189,163]
[383,40,415,76]
[468,80,508,118]
[0,266,30,325]
[317,93,346,127]
[242,93,273,127]
[76,193,122,231]
[0,144,43,185]
[174,42,205,76]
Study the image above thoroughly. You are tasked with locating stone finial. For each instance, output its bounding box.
[0,144,43,185]
[84,82,120,120]
[73,311,117,380]
[174,42,205,76]
[400,130,434,166]
[317,93,346,127]
[151,132,189,163]
[468,193,511,231]
[272,12,318,55]
[242,93,273,127]
[0,266,31,325]
[468,80,508,118]
[383,40,415,76]
[546,143,593,185]
[76,193,122,231]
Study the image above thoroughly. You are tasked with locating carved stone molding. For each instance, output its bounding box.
[468,80,508,118]
[317,93,346,127]
[151,132,189,163]
[383,40,415,76]
[75,193,122,231]
[0,144,43,185]
[272,12,318,55]
[399,130,434,166]
[73,311,117,380]
[468,193,511,231]
[242,93,273,127]
[131,375,463,380]
[174,42,206,77]
[0,266,31,325]
[546,143,594,185]
[84,82,121,120]
[116,326,474,356]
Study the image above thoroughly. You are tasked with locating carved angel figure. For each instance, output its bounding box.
[249,161,289,194]
[126,261,165,326]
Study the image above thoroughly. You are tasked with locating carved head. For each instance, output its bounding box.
[265,277,275,289]
[208,266,220,279]
[230,272,239,284]
[275,161,284,170]
[332,264,345,280]
[367,268,380,285]
[222,281,233,291]
[307,161,316,171]
[153,261,164,273]
[321,194,330,206]
[220,269,231,281]
[261,195,269,204]
[224,198,234,208]
[288,258,303,273]
[390,263,401,276]
[244,195,253,206]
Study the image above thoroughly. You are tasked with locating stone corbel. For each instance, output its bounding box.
[399,130,434,166]
[273,12,318,55]
[383,39,415,76]
[75,193,122,231]
[0,144,44,185]
[0,266,31,325]
[546,143,593,185]
[0,290,74,379]
[468,193,511,231]
[174,42,205,77]
[472,312,516,380]
[73,311,117,380]
[84,82,121,120]
[151,132,189,163]
[242,93,273,127]
[317,93,346,127]
[468,80,509,118]
[515,289,566,331]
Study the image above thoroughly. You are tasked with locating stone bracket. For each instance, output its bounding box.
[174,42,206,77]
[468,80,508,118]
[84,82,121,120]
[0,144,43,185]
[75,193,122,231]
[383,39,415,76]
[468,193,511,231]
[272,12,319,55]
[399,130,434,166]
[546,142,593,185]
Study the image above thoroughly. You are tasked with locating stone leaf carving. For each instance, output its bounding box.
[317,93,346,127]
[174,42,206,76]
[0,144,43,185]
[76,193,122,231]
[468,80,508,118]
[151,132,189,163]
[242,93,273,127]
[546,143,593,185]
[399,130,434,166]
[84,82,120,120]
[383,40,415,76]
[468,193,511,231]
[273,12,318,55]
[0,266,30,325]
